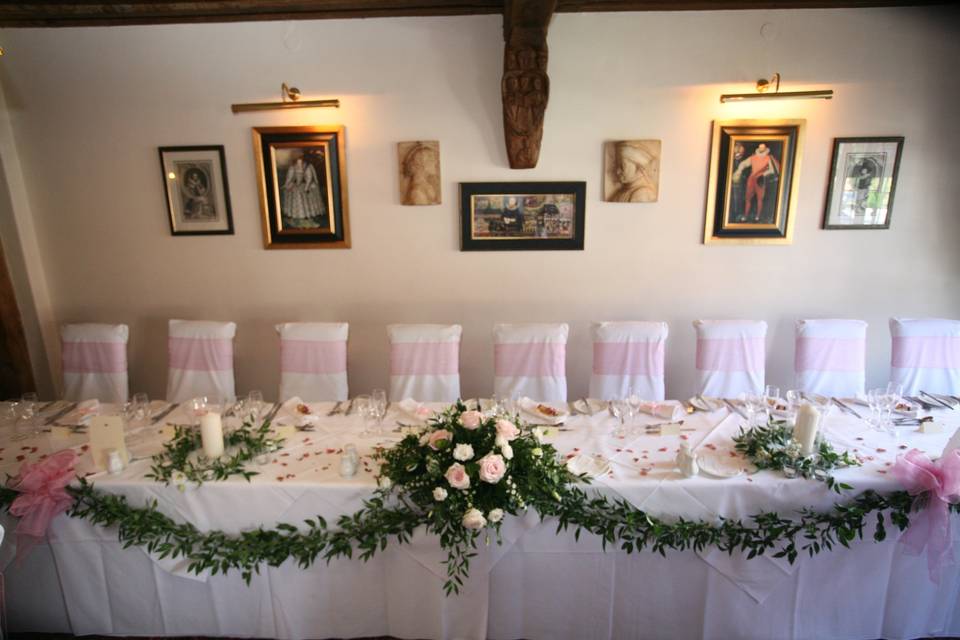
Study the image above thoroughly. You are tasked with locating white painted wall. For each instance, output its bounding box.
[0,7,958,401]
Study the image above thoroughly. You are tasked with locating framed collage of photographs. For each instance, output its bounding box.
[703,119,805,245]
[158,145,234,236]
[459,182,586,251]
[822,137,904,230]
[253,125,351,249]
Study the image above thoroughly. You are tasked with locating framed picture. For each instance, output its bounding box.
[158,145,234,236]
[704,119,805,245]
[603,139,661,203]
[459,182,586,251]
[253,125,350,249]
[822,137,904,230]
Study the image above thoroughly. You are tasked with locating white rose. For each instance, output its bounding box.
[433,486,448,502]
[495,434,508,448]
[532,427,545,442]
[419,433,431,446]
[532,447,543,458]
[453,443,475,462]
[462,508,487,530]
[377,476,392,489]
[500,442,514,460]
[488,508,504,523]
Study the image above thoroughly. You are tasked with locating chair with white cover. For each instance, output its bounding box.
[794,319,868,397]
[693,319,767,398]
[589,321,668,401]
[166,319,237,403]
[276,322,349,402]
[890,318,960,396]
[493,323,569,403]
[61,323,129,403]
[387,324,462,402]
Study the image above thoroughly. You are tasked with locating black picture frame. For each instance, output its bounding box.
[703,119,805,245]
[459,182,586,251]
[253,126,351,249]
[822,136,904,230]
[158,145,234,236]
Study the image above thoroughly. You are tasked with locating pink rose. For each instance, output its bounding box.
[427,429,453,451]
[477,453,506,484]
[460,410,483,430]
[445,462,471,490]
[495,419,519,441]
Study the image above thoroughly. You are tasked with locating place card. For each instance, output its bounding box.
[919,421,944,434]
[274,424,297,441]
[88,415,128,470]
[659,422,682,436]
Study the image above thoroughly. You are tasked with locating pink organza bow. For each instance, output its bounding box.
[890,448,960,583]
[7,449,77,562]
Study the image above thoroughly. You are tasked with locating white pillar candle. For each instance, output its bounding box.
[793,403,819,457]
[200,412,224,458]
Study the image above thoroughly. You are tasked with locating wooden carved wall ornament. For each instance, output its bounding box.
[502,0,556,169]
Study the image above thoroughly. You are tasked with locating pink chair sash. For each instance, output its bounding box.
[696,337,764,373]
[62,341,126,374]
[495,342,565,377]
[795,337,865,372]
[593,341,664,376]
[390,342,459,375]
[8,449,77,563]
[281,339,347,374]
[169,336,233,371]
[891,449,960,583]
[892,336,960,369]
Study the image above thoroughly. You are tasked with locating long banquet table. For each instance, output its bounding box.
[3,398,960,640]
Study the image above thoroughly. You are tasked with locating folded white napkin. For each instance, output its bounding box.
[638,401,684,421]
[275,397,318,426]
[577,398,610,416]
[518,397,567,425]
[689,396,723,412]
[397,398,435,424]
[64,399,100,424]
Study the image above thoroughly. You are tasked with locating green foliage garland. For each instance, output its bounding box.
[146,420,283,486]
[1,404,955,595]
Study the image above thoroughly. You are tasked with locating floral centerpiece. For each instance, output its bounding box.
[375,401,577,593]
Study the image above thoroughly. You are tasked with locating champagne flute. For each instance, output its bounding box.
[372,389,387,435]
[132,392,150,424]
[785,389,802,425]
[355,395,373,437]
[21,391,40,436]
[247,390,264,424]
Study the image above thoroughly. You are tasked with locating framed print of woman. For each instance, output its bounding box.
[279,150,328,229]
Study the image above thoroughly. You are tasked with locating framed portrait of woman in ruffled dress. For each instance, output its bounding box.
[253,126,350,249]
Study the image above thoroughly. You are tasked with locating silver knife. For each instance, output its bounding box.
[723,398,747,419]
[45,401,77,425]
[920,390,953,409]
[326,400,343,416]
[832,397,862,419]
[151,402,179,424]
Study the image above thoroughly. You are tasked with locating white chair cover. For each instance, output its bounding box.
[387,324,462,402]
[165,319,236,403]
[276,323,349,402]
[794,319,867,397]
[61,323,129,403]
[890,318,960,396]
[589,321,668,401]
[493,323,569,403]
[693,319,766,398]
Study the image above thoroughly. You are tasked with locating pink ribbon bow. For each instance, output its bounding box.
[890,448,960,583]
[7,449,78,562]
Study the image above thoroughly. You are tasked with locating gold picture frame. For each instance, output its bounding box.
[253,125,350,249]
[703,119,805,245]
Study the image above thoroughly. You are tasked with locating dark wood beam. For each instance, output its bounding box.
[0,0,947,27]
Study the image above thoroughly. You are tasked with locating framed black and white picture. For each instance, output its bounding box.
[159,145,234,236]
[822,137,904,230]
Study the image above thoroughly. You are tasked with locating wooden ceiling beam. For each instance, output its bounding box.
[0,0,945,27]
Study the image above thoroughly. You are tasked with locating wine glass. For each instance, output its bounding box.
[785,389,802,425]
[739,392,762,427]
[355,395,373,437]
[372,389,387,434]
[20,391,40,436]
[764,385,781,418]
[131,392,150,424]
[246,390,264,424]
[610,397,630,437]
[628,389,645,421]
[188,396,208,427]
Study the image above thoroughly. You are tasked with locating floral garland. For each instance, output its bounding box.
[146,420,283,487]
[733,420,860,491]
[1,403,956,595]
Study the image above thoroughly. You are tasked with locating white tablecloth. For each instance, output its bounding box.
[3,399,960,639]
